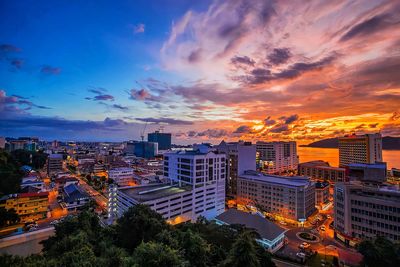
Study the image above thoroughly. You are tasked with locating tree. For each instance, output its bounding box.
[224,231,261,267]
[0,149,23,195]
[358,236,400,267]
[179,230,210,267]
[0,207,20,227]
[115,204,169,252]
[132,241,186,267]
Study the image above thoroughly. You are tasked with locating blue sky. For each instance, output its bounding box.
[1,0,399,143]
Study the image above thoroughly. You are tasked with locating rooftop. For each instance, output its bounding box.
[240,170,312,187]
[119,183,191,202]
[215,209,286,241]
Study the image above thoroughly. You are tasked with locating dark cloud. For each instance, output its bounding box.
[9,59,24,69]
[87,88,114,101]
[282,114,299,124]
[112,104,129,111]
[233,125,251,134]
[264,116,276,126]
[93,94,114,101]
[0,90,51,113]
[187,131,197,137]
[188,49,202,63]
[196,128,228,138]
[40,65,61,75]
[267,48,291,65]
[0,44,21,53]
[269,124,289,133]
[129,88,156,101]
[135,117,193,125]
[231,56,255,67]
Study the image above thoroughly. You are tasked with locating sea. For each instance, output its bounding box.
[297,147,400,170]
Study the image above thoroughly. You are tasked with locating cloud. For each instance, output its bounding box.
[87,88,114,101]
[282,114,299,124]
[264,116,276,126]
[0,89,51,114]
[196,128,228,138]
[9,59,24,69]
[269,124,289,133]
[93,94,114,101]
[231,55,255,67]
[0,44,21,53]
[133,23,145,34]
[40,65,61,75]
[267,48,291,65]
[233,125,251,134]
[135,117,194,125]
[112,104,129,111]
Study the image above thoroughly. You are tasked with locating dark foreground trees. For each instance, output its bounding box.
[0,204,276,267]
[357,236,400,267]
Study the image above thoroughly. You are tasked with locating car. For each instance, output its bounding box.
[299,242,311,249]
[28,227,38,232]
[296,252,306,258]
[320,225,326,231]
[279,221,287,225]
[50,220,59,225]
[327,215,331,219]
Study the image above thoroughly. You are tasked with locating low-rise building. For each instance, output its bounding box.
[108,167,134,186]
[215,209,287,253]
[298,161,346,183]
[62,183,90,211]
[347,162,387,183]
[315,181,330,210]
[237,171,315,222]
[0,192,49,223]
[334,182,400,245]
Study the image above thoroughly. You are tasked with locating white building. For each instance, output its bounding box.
[256,141,298,174]
[108,167,134,186]
[338,133,383,167]
[108,145,226,224]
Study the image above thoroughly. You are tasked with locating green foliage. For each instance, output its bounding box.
[0,207,20,227]
[10,149,48,170]
[0,205,277,267]
[0,149,23,195]
[358,236,400,267]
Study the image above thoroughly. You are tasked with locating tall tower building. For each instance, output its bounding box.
[148,131,172,150]
[256,141,298,174]
[338,133,382,167]
[216,140,256,198]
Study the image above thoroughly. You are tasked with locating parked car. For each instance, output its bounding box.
[320,225,326,231]
[50,220,59,225]
[327,215,331,219]
[279,221,287,225]
[296,252,306,258]
[299,242,311,249]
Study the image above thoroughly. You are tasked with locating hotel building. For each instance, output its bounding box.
[256,141,298,174]
[108,146,226,224]
[334,182,400,245]
[338,133,382,167]
[237,171,315,221]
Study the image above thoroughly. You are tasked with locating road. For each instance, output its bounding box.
[75,176,108,209]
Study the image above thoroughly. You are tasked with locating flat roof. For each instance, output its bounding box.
[240,172,312,187]
[215,209,286,241]
[119,183,191,202]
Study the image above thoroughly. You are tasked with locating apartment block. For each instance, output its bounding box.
[334,182,400,245]
[298,160,346,183]
[256,141,298,174]
[237,171,315,221]
[338,133,382,167]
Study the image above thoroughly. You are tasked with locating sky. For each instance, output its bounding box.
[0,0,400,144]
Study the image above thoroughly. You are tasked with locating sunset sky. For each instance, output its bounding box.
[1,0,400,144]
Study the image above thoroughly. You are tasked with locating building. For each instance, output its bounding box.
[215,209,287,253]
[334,182,400,245]
[298,160,346,183]
[0,137,5,149]
[256,141,298,174]
[237,171,315,221]
[216,140,256,198]
[0,192,49,223]
[62,183,90,211]
[109,146,226,223]
[108,167,134,186]
[127,141,159,159]
[315,181,330,210]
[47,154,63,175]
[338,133,382,167]
[148,131,172,150]
[347,162,387,183]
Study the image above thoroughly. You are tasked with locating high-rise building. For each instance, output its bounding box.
[108,145,226,224]
[334,182,400,245]
[47,154,63,175]
[237,170,315,221]
[256,141,298,174]
[338,133,382,167]
[216,140,256,198]
[148,131,172,150]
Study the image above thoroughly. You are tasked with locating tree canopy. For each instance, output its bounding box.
[357,236,400,267]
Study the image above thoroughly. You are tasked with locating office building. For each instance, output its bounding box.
[315,181,330,210]
[108,167,135,186]
[298,161,346,183]
[237,171,315,221]
[347,162,387,183]
[338,133,382,167]
[108,146,226,224]
[334,182,400,245]
[216,140,256,197]
[215,209,287,253]
[0,192,49,223]
[148,131,172,150]
[256,141,298,174]
[47,154,63,175]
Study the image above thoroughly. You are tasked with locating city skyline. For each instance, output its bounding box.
[1,0,400,143]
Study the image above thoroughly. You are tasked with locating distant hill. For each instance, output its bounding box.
[301,136,400,150]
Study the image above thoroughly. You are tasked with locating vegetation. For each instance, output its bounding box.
[299,232,317,241]
[0,205,276,267]
[10,149,48,170]
[357,236,400,267]
[0,149,24,195]
[0,207,20,227]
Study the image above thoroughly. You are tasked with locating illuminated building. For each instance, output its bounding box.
[298,160,346,183]
[338,133,382,167]
[237,170,315,221]
[108,167,134,186]
[256,141,298,174]
[0,192,49,223]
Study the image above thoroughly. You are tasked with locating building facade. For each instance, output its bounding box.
[216,140,256,198]
[148,131,172,150]
[47,154,63,175]
[334,182,400,245]
[108,167,135,186]
[315,181,330,210]
[298,160,346,183]
[347,162,387,183]
[237,171,315,221]
[338,133,382,167]
[256,141,298,174]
